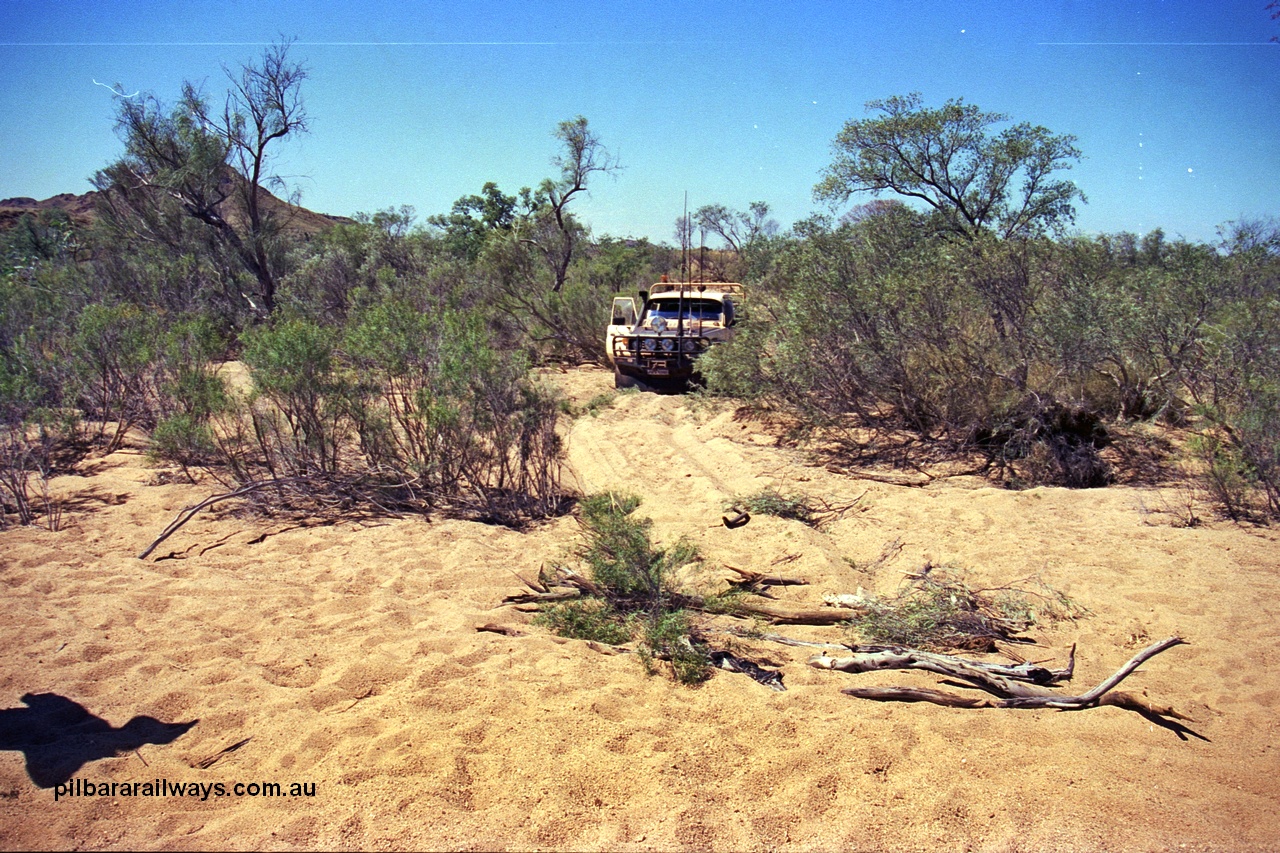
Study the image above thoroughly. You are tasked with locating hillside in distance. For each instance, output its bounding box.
[0,180,353,238]
[0,192,100,232]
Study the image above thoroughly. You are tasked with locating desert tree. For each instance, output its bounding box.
[673,213,695,254]
[518,116,620,292]
[691,200,781,279]
[694,201,779,254]
[93,39,309,317]
[815,93,1084,242]
[442,117,620,361]
[816,93,1086,395]
[429,182,519,261]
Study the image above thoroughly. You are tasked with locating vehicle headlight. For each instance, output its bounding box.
[681,338,696,352]
[660,338,675,353]
[652,316,668,333]
[642,338,657,352]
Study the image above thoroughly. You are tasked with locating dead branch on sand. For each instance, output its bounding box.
[138,479,300,559]
[809,636,1191,720]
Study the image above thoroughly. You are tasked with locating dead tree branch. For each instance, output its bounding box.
[810,637,1189,719]
[138,478,300,559]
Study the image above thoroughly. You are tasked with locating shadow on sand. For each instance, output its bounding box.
[0,693,197,787]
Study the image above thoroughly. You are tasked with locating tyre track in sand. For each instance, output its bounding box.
[562,387,855,582]
[565,391,758,519]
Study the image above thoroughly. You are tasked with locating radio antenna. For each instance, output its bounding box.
[682,191,689,285]
[679,193,688,345]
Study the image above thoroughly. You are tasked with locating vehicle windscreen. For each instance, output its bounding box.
[645,298,721,321]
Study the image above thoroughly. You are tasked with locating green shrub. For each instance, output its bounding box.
[403,304,564,521]
[638,610,711,684]
[544,492,711,683]
[70,302,162,450]
[534,600,632,645]
[146,316,230,474]
[149,412,217,472]
[849,572,1083,652]
[561,391,618,418]
[731,487,820,526]
[1190,433,1259,521]
[575,492,698,601]
[1234,390,1280,518]
[212,300,566,525]
[0,410,70,529]
[240,318,350,476]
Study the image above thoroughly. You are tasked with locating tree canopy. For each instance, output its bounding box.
[693,202,779,253]
[93,40,309,316]
[520,116,620,291]
[815,93,1084,240]
[428,182,520,261]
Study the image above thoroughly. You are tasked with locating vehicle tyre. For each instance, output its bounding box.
[614,368,650,392]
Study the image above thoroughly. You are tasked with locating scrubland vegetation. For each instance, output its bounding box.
[1,44,1277,532]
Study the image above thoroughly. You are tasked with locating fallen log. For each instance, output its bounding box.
[814,636,1190,719]
[475,624,526,637]
[709,650,786,691]
[724,565,809,588]
[718,628,848,650]
[504,565,848,626]
[811,644,1076,692]
[723,565,810,599]
[730,600,856,626]
[501,589,582,606]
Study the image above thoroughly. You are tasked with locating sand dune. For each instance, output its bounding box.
[2,365,1278,851]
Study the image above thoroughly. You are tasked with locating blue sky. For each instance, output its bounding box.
[2,1,1277,245]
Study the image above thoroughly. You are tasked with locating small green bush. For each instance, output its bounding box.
[149,412,217,471]
[731,487,820,526]
[240,318,350,476]
[1190,433,1259,521]
[849,572,1083,652]
[1234,391,1280,519]
[535,600,632,645]
[147,316,230,474]
[561,391,618,419]
[545,492,711,684]
[70,302,162,450]
[576,492,699,601]
[638,610,710,685]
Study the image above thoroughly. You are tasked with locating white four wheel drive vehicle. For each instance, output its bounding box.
[605,279,743,391]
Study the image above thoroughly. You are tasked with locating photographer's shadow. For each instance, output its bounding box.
[0,693,197,788]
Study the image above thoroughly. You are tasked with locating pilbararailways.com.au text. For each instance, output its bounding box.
[53,778,316,801]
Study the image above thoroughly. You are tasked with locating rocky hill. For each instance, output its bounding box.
[0,183,352,238]
[0,192,100,231]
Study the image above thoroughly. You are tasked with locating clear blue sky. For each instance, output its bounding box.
[2,1,1277,245]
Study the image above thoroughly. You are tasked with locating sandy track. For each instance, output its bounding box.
[2,365,1278,850]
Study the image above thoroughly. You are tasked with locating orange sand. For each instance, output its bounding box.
[2,366,1278,851]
